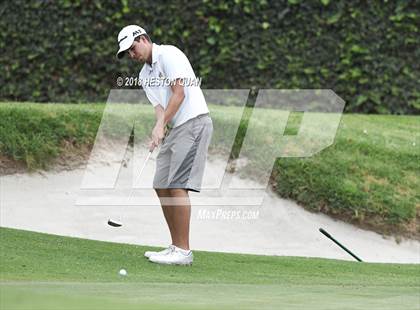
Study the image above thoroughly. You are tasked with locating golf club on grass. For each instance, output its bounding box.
[319,228,363,262]
[107,150,153,227]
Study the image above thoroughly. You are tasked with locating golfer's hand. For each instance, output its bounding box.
[149,124,165,151]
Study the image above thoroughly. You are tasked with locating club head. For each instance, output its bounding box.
[108,219,122,227]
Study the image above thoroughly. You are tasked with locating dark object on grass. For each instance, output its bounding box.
[319,228,363,262]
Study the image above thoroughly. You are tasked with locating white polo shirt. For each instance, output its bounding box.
[139,43,209,128]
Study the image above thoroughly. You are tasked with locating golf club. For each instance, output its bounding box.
[107,150,153,227]
[319,228,363,262]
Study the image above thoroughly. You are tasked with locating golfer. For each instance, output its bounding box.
[116,25,213,265]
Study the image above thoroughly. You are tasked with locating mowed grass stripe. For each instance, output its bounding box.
[1,227,419,285]
[1,282,419,310]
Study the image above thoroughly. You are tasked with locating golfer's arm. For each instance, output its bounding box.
[154,105,165,126]
[162,79,185,126]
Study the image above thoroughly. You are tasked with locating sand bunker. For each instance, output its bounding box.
[1,151,419,264]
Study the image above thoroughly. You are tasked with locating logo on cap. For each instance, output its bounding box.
[133,30,143,37]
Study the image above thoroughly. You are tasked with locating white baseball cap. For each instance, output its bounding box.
[116,25,147,59]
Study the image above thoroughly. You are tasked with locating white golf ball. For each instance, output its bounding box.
[119,269,127,276]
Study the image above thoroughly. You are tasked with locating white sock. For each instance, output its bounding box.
[174,246,191,255]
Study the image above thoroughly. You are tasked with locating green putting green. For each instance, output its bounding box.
[1,228,419,309]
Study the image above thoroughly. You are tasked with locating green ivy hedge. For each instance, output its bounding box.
[1,0,419,114]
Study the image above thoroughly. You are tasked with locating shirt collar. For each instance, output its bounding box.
[146,43,159,72]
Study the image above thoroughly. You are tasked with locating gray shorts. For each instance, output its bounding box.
[153,114,213,192]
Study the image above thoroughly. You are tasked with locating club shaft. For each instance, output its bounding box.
[109,134,168,226]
